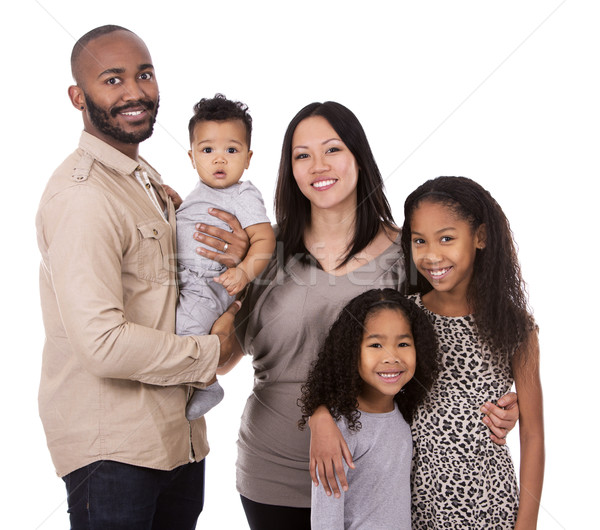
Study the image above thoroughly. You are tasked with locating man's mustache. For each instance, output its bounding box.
[110,99,156,118]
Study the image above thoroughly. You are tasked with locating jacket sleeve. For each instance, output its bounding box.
[38,185,219,386]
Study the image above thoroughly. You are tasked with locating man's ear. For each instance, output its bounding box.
[245,150,253,170]
[68,85,85,111]
[476,223,487,249]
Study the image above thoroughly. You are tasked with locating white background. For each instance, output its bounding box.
[1,1,597,528]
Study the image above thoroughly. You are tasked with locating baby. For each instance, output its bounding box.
[173,94,275,420]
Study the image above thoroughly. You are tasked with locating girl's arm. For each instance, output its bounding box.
[309,406,355,497]
[512,330,545,529]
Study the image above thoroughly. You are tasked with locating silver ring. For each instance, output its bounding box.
[223,242,229,252]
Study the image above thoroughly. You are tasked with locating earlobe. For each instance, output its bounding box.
[188,150,196,168]
[476,224,487,249]
[246,150,253,169]
[68,85,85,111]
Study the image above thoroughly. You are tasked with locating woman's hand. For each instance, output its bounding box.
[309,407,355,498]
[194,208,250,268]
[481,391,519,445]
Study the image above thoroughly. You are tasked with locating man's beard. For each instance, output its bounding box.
[84,92,159,144]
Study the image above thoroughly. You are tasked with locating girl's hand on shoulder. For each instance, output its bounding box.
[308,406,354,498]
[481,391,519,445]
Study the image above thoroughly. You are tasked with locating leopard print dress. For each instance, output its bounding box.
[409,294,519,529]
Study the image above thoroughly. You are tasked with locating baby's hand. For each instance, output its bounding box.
[162,184,183,209]
[215,267,250,296]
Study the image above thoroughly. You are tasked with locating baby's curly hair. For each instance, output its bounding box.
[188,93,252,147]
[298,289,439,431]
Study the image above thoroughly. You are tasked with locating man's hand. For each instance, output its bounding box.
[194,208,250,268]
[210,300,242,366]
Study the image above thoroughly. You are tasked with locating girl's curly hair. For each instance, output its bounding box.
[298,289,439,431]
[401,176,534,357]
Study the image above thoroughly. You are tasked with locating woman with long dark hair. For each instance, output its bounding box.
[223,101,401,528]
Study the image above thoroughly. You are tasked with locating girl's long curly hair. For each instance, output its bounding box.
[298,289,439,431]
[401,176,534,357]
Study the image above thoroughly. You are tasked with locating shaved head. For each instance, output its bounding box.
[71,25,134,83]
[67,25,158,157]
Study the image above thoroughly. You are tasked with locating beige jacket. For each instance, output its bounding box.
[36,132,219,477]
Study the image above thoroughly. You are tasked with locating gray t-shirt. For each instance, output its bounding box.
[235,233,405,507]
[176,179,270,272]
[311,405,412,530]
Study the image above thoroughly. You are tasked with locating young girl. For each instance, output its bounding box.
[401,176,544,529]
[299,289,439,530]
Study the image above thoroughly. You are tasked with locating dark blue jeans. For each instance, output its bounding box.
[63,459,205,530]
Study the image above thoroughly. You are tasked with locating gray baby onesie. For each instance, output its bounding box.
[175,179,270,336]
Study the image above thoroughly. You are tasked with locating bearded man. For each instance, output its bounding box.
[36,25,245,529]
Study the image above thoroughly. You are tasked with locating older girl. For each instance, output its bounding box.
[403,176,544,528]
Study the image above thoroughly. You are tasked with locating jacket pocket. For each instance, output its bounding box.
[137,220,172,283]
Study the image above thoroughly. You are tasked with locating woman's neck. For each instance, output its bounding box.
[308,204,357,238]
[304,207,356,272]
